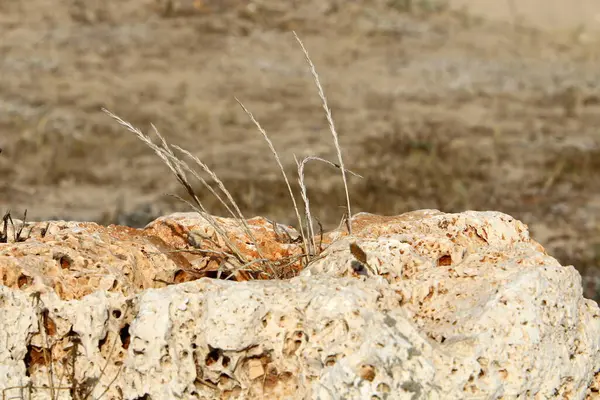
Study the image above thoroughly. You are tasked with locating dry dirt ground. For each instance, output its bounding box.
[2,1,600,299]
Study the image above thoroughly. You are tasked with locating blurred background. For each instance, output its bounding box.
[2,0,600,299]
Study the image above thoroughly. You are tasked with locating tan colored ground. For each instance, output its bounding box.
[449,0,600,32]
[2,1,600,299]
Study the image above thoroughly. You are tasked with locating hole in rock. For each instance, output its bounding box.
[377,382,391,393]
[325,355,337,367]
[359,364,376,381]
[437,255,452,266]
[24,345,49,375]
[120,324,130,349]
[205,346,222,366]
[98,332,108,351]
[262,312,271,327]
[173,268,203,284]
[219,374,231,386]
[160,354,171,365]
[174,269,190,284]
[283,337,301,356]
[112,309,122,319]
[264,367,282,390]
[17,274,32,288]
[42,309,56,336]
[280,371,293,381]
[55,254,73,269]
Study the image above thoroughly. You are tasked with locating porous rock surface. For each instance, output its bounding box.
[0,210,599,399]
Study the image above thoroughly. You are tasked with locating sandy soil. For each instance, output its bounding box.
[449,0,600,32]
[2,0,600,299]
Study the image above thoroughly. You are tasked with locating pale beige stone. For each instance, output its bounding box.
[0,210,598,399]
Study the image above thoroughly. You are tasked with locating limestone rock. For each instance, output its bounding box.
[0,210,598,399]
[0,219,186,300]
[307,211,600,398]
[0,213,302,300]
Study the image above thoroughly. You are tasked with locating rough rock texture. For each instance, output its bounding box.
[0,210,599,399]
[0,213,302,300]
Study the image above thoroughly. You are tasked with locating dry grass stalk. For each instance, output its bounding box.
[296,155,363,255]
[103,32,356,277]
[170,144,272,266]
[299,156,362,179]
[168,193,276,279]
[148,125,262,266]
[102,109,252,265]
[234,97,310,262]
[104,109,283,278]
[293,31,353,235]
[294,154,316,256]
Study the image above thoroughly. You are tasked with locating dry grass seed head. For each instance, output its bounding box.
[235,97,310,263]
[293,31,353,235]
[103,32,355,278]
[102,109,252,267]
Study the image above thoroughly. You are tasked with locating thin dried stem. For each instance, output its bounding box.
[234,98,309,263]
[295,154,316,255]
[171,145,269,264]
[171,146,240,219]
[293,31,353,235]
[166,193,248,264]
[148,248,233,258]
[295,155,362,255]
[222,258,271,281]
[102,109,249,264]
[149,127,237,220]
[299,156,363,178]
